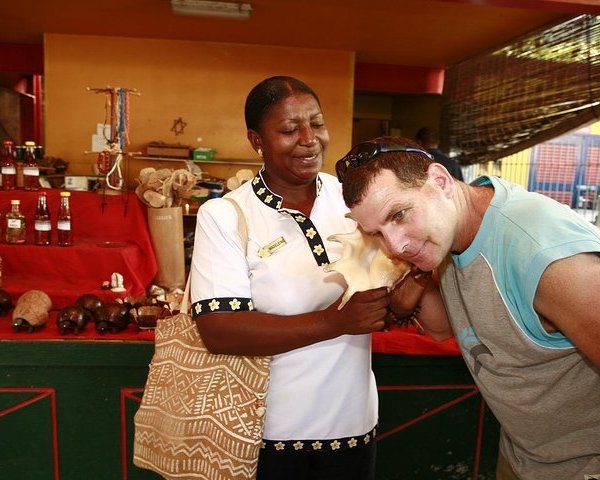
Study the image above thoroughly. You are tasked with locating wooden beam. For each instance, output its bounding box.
[0,43,44,74]
[355,63,445,95]
[436,0,600,15]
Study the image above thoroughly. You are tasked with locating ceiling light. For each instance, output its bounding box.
[170,0,252,20]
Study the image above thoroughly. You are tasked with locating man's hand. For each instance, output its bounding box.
[389,267,431,318]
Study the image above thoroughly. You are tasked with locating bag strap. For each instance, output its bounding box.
[180,272,192,313]
[223,196,248,252]
[181,196,249,313]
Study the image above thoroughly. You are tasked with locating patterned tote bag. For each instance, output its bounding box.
[134,198,271,479]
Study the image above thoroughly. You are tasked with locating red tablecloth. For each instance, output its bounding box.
[0,189,158,309]
[0,310,155,341]
[372,326,460,355]
[0,308,460,355]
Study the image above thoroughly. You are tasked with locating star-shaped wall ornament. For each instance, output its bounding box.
[171,117,187,136]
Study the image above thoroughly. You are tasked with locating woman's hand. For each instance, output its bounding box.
[325,287,390,335]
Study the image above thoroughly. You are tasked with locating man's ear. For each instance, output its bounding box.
[247,129,262,153]
[426,162,455,196]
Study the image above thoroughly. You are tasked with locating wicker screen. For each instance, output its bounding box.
[442,15,600,165]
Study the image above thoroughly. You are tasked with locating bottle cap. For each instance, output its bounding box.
[60,191,71,197]
[3,140,13,146]
[11,199,19,205]
[24,141,36,147]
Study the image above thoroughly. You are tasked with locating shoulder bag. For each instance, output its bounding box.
[133,197,271,479]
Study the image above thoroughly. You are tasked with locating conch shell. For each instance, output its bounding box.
[324,227,411,309]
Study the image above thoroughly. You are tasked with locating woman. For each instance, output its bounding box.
[190,76,389,480]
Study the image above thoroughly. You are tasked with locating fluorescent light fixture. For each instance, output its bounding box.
[170,0,252,19]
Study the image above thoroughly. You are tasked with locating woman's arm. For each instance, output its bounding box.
[195,287,390,356]
[191,199,389,356]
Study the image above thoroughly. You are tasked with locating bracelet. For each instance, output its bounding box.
[386,305,421,328]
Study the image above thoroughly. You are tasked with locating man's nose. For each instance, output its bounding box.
[380,232,406,259]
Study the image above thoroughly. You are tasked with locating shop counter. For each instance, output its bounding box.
[0,322,500,480]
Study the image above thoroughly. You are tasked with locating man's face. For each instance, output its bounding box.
[349,167,457,272]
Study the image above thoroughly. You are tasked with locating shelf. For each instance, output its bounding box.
[133,156,263,166]
[0,189,157,310]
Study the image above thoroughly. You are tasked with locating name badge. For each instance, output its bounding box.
[258,236,287,258]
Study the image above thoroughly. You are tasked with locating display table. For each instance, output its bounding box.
[0,189,158,309]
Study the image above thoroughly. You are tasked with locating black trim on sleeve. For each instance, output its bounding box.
[191,297,254,319]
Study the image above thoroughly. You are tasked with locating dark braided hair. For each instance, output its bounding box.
[244,76,321,132]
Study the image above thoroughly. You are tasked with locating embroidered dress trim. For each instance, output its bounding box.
[191,297,254,318]
[251,169,330,266]
[261,426,377,452]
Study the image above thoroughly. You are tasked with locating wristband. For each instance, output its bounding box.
[386,305,421,328]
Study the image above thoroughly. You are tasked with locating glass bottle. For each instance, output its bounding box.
[57,191,73,246]
[34,191,51,245]
[14,145,25,189]
[23,141,40,191]
[1,140,16,190]
[5,199,26,244]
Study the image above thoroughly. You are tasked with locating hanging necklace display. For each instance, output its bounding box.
[86,86,141,195]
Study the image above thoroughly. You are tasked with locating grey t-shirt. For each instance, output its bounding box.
[439,176,600,479]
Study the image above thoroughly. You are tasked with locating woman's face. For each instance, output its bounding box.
[250,92,329,186]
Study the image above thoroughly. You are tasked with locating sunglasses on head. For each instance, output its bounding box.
[335,141,433,182]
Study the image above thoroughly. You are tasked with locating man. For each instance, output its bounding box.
[336,136,600,480]
[415,126,464,181]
